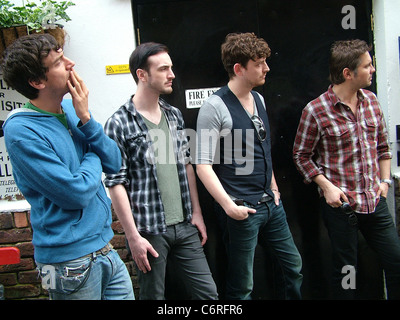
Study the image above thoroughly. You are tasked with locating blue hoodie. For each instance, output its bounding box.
[3,100,121,264]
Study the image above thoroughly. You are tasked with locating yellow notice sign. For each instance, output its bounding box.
[105,64,130,75]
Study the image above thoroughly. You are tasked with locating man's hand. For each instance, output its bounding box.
[272,189,280,206]
[313,174,349,208]
[378,182,389,198]
[191,211,208,246]
[225,202,256,220]
[128,236,159,274]
[67,69,91,124]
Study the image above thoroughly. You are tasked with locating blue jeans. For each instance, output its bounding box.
[36,248,134,300]
[136,222,218,300]
[321,197,400,299]
[215,199,303,299]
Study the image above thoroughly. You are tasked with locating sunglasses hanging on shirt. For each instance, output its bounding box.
[251,115,267,142]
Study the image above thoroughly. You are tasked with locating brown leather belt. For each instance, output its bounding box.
[95,243,113,256]
[234,193,273,207]
[84,243,113,259]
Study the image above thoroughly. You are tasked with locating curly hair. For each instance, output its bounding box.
[1,33,60,100]
[329,39,372,85]
[221,32,271,79]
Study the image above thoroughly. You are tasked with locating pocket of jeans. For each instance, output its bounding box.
[58,259,92,294]
[187,222,202,238]
[228,214,250,223]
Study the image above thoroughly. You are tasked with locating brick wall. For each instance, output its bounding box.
[0,208,139,300]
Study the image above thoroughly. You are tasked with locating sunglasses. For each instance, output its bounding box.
[340,202,358,226]
[251,115,267,142]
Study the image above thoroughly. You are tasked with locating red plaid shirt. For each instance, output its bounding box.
[293,85,391,214]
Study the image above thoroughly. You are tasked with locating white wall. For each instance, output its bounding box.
[372,0,400,216]
[63,0,137,125]
[0,0,137,207]
[373,0,400,177]
[8,0,137,125]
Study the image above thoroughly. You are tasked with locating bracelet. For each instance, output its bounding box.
[381,179,392,187]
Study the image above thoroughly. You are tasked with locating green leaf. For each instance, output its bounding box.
[0,0,75,32]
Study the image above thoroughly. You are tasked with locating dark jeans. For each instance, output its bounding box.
[215,199,303,300]
[321,197,400,299]
[135,222,218,300]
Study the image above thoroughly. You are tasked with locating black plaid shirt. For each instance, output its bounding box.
[104,96,193,234]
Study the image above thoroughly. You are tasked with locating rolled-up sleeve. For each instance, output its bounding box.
[293,106,324,184]
[103,116,129,188]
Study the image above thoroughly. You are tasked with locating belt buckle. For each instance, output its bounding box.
[258,194,271,204]
[100,243,113,255]
[234,199,245,206]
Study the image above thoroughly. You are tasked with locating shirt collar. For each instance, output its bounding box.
[25,101,69,129]
[125,95,172,116]
[327,84,366,109]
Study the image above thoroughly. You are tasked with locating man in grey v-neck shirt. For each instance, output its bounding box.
[104,42,217,300]
[143,110,184,226]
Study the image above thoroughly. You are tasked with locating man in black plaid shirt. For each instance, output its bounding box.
[104,42,217,300]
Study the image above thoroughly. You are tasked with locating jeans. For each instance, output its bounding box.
[136,222,218,300]
[37,248,134,300]
[215,199,303,300]
[321,197,400,299]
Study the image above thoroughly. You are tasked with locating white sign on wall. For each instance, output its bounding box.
[0,75,27,201]
[185,87,220,109]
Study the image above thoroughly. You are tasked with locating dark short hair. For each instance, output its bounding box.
[129,42,169,83]
[329,39,372,85]
[1,33,60,100]
[221,32,271,79]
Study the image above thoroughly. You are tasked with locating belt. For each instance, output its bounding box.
[234,193,273,207]
[84,243,113,259]
[257,193,273,204]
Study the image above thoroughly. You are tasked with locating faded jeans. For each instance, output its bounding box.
[36,248,134,300]
[215,199,303,300]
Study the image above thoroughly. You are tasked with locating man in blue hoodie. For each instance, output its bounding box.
[1,34,134,300]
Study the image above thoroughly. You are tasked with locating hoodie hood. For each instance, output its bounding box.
[3,107,42,126]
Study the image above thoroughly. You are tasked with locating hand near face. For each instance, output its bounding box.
[68,69,91,124]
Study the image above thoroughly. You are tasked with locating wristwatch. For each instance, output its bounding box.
[381,179,393,187]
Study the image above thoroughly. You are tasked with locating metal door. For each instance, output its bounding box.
[131,0,381,299]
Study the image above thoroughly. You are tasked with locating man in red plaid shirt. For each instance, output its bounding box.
[293,39,400,299]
